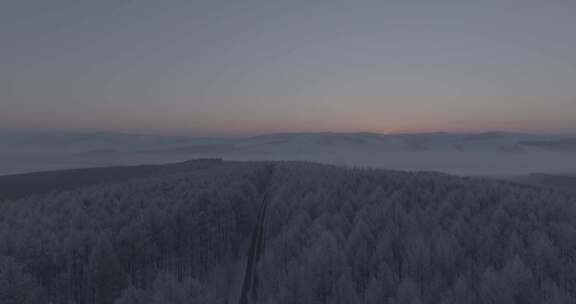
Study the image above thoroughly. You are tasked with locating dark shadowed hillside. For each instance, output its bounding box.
[0,161,575,304]
[505,174,576,194]
[0,159,223,201]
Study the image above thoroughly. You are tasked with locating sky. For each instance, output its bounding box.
[1,0,575,136]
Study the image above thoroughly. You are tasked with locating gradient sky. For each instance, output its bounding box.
[1,0,575,135]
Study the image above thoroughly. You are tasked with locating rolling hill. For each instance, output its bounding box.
[1,131,575,175]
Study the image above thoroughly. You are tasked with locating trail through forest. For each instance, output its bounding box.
[238,165,274,304]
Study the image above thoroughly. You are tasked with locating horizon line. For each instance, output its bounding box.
[1,127,575,138]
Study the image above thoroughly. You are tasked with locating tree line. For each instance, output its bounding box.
[1,161,575,303]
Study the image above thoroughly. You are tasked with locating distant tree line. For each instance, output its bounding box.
[0,161,575,303]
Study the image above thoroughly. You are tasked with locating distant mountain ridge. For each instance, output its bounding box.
[2,130,573,153]
[1,131,575,175]
[239,131,571,153]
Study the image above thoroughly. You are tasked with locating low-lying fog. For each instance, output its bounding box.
[1,131,575,176]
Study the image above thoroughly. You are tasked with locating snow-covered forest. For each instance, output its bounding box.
[1,160,575,303]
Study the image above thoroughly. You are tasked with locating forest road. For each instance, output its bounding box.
[237,164,274,304]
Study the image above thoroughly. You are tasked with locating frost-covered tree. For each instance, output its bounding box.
[0,160,575,303]
[0,256,45,304]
